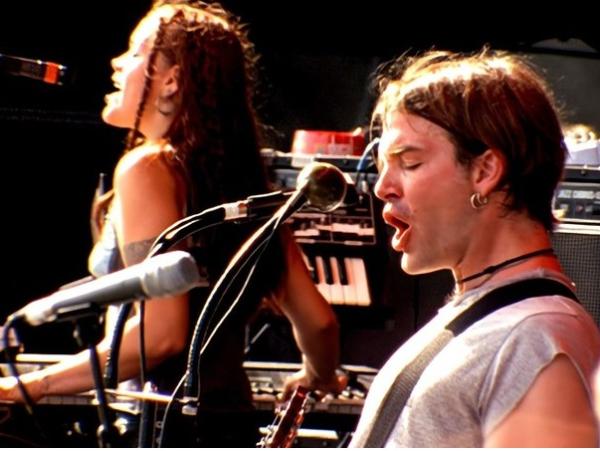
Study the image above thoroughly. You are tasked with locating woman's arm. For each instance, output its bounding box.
[0,147,190,401]
[274,232,346,398]
[109,147,190,376]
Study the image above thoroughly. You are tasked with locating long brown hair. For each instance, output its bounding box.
[95,1,284,293]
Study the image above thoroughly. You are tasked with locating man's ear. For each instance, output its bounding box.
[471,148,506,196]
[161,64,180,97]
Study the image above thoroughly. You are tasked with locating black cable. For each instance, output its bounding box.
[158,238,268,448]
[184,190,304,400]
[111,202,272,445]
[244,323,271,356]
[148,204,225,258]
[157,194,300,442]
[84,337,117,447]
[337,431,353,447]
[199,238,271,356]
[103,189,305,445]
[1,318,50,443]
[103,303,133,388]
[139,300,147,386]
[354,137,380,189]
[149,190,294,257]
[102,204,234,395]
[156,372,186,448]
[104,189,298,393]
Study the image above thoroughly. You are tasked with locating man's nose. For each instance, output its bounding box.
[374,165,399,202]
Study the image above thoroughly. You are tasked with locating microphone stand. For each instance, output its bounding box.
[181,189,308,412]
[5,303,122,446]
[102,161,346,443]
[102,203,231,388]
[101,199,267,446]
[70,308,121,447]
[147,204,226,258]
[149,190,292,257]
[103,190,295,388]
[183,162,347,397]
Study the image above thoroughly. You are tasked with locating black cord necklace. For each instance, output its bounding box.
[457,247,555,284]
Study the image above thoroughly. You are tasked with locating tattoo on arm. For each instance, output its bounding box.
[122,238,155,266]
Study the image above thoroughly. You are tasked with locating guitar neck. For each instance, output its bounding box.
[259,385,310,448]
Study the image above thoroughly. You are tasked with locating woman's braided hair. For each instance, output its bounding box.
[130,1,267,210]
[125,0,284,293]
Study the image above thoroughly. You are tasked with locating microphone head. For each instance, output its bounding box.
[297,162,347,212]
[141,251,202,298]
[0,53,71,86]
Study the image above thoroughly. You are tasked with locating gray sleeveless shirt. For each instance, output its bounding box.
[350,269,600,447]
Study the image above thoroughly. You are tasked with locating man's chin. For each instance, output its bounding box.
[400,253,417,274]
[400,253,435,276]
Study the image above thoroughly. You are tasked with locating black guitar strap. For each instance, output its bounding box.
[359,278,578,448]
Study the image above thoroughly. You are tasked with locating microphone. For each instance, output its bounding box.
[151,162,348,254]
[0,52,69,85]
[296,161,348,211]
[180,163,347,406]
[223,161,348,221]
[9,251,201,326]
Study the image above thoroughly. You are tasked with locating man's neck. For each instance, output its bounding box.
[454,216,560,293]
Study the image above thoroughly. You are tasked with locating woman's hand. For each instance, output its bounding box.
[280,366,347,401]
[0,374,43,403]
[0,376,23,402]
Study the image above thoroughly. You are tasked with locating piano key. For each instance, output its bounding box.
[301,251,370,307]
[300,252,318,282]
[335,256,348,285]
[314,256,333,301]
[342,258,359,305]
[350,258,371,306]
[328,256,344,304]
[322,255,334,285]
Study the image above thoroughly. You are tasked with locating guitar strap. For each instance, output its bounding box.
[358,278,578,448]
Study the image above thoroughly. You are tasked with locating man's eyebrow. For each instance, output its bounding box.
[385,145,421,158]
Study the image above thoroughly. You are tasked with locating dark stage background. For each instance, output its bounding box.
[1,2,599,360]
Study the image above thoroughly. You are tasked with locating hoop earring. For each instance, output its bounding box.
[470,192,489,209]
[155,94,175,116]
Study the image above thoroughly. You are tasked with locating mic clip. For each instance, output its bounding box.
[181,396,199,416]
